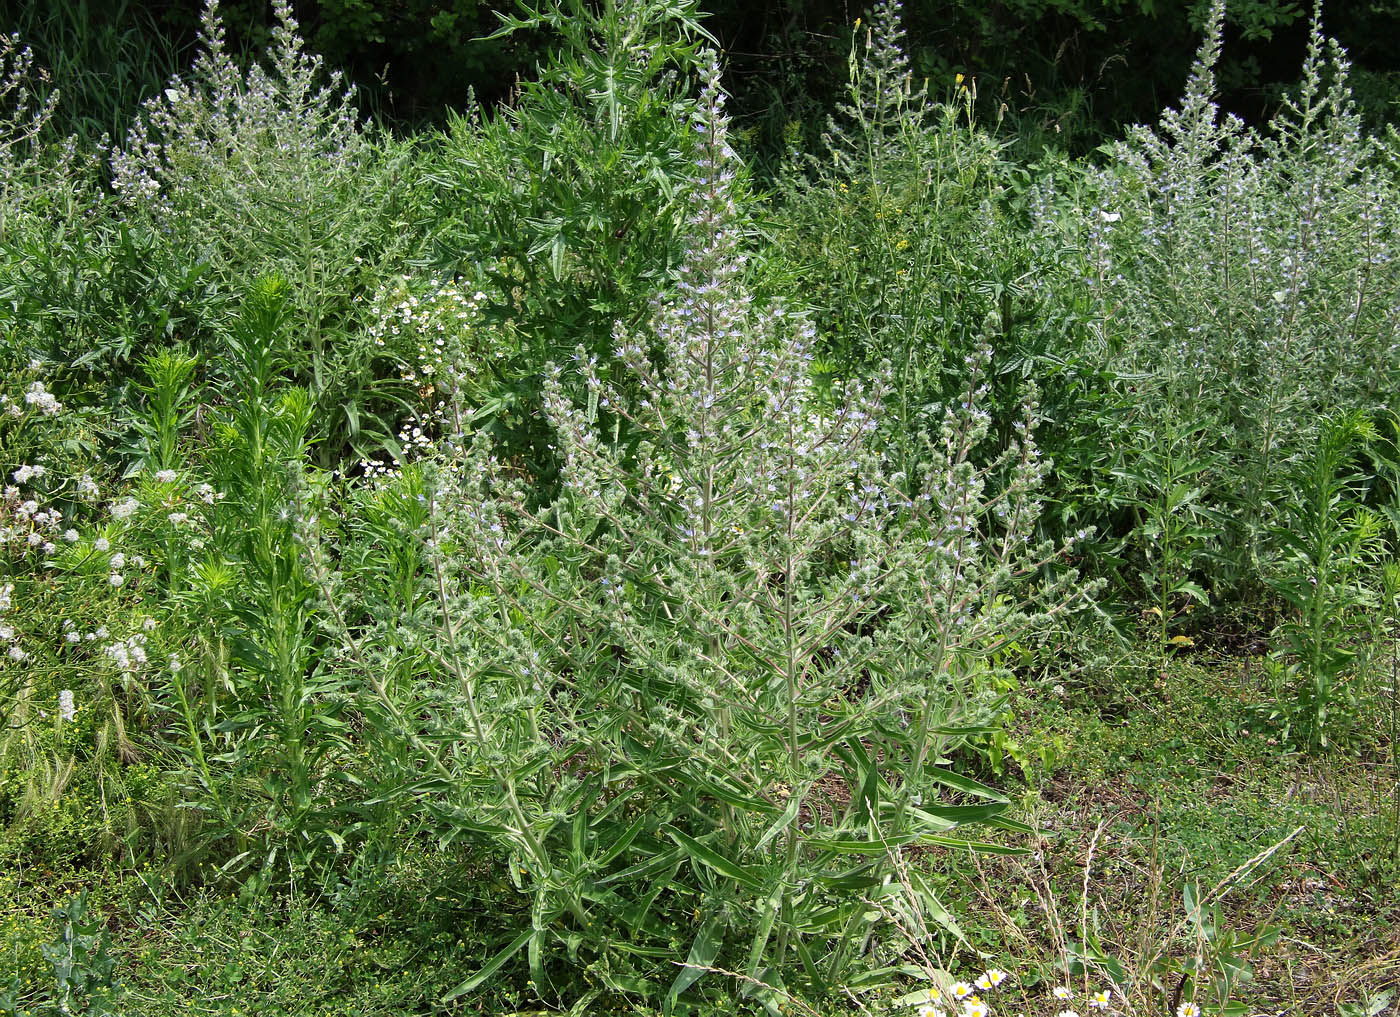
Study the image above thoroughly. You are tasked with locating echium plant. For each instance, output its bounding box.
[1033,0,1400,600]
[772,0,1075,489]
[351,53,1092,1009]
[110,0,420,461]
[825,0,924,179]
[0,32,58,231]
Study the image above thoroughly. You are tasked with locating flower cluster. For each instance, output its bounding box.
[357,276,497,483]
[910,969,1010,1017]
[102,629,151,673]
[1049,983,1120,1017]
[2,475,65,561]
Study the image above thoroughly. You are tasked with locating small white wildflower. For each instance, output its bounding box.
[110,552,126,570]
[952,983,974,1001]
[1089,990,1111,1010]
[154,469,178,483]
[65,631,80,643]
[7,645,24,661]
[986,970,1007,989]
[1053,988,1072,1001]
[58,690,75,721]
[109,573,124,587]
[94,537,111,552]
[168,511,188,525]
[12,465,34,484]
[1177,1005,1200,1017]
[63,529,79,542]
[111,498,139,520]
[142,617,157,632]
[966,999,990,1017]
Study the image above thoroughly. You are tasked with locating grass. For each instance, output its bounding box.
[948,651,1400,1014]
[3,653,1394,1016]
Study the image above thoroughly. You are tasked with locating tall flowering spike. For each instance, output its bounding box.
[667,50,751,361]
[863,0,911,82]
[822,0,926,178]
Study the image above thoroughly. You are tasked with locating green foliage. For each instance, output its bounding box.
[1,0,1397,1010]
[1034,0,1400,620]
[111,0,429,463]
[0,0,184,147]
[36,892,121,1017]
[0,892,121,1017]
[1110,417,1215,653]
[771,0,1114,526]
[172,277,355,886]
[1261,411,1386,750]
[323,56,1089,1007]
[421,0,716,475]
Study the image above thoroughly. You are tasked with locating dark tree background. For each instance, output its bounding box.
[4,0,1398,157]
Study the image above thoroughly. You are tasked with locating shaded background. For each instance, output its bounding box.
[4,0,1399,160]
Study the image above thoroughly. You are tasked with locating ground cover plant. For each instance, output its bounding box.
[1,0,1396,1015]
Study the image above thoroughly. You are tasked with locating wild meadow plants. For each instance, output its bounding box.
[308,52,1093,1006]
[1034,0,1400,605]
[420,0,718,477]
[110,0,426,460]
[1,0,1397,1011]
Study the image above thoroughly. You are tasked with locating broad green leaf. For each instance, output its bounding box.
[925,768,1009,802]
[665,827,764,889]
[668,907,724,1002]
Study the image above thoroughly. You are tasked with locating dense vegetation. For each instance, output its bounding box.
[1,1,1396,1015]
[7,0,1400,156]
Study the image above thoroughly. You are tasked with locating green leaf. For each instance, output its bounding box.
[745,881,785,979]
[665,827,764,889]
[908,802,1010,828]
[915,834,1027,855]
[753,791,803,854]
[667,907,724,1002]
[925,768,1009,802]
[442,927,533,1001]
